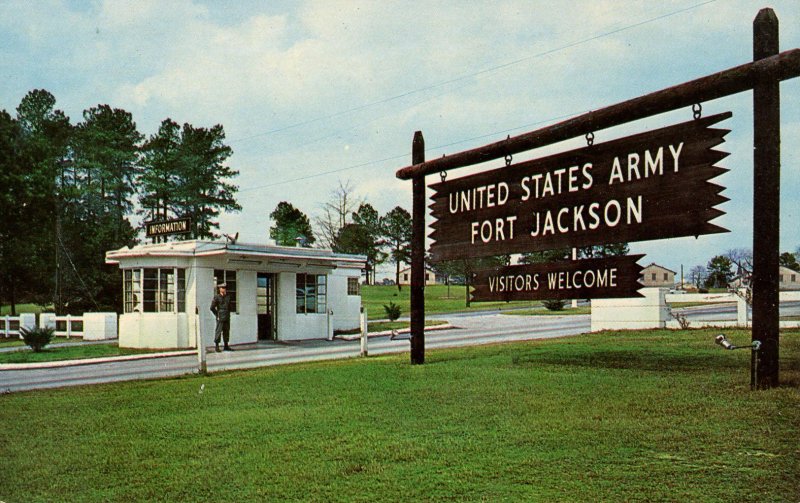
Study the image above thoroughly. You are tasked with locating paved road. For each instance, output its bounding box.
[0,313,590,393]
[675,300,800,322]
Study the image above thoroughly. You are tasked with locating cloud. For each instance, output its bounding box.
[1,0,798,271]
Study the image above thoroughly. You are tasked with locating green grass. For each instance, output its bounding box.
[0,303,50,315]
[334,319,448,336]
[1,328,798,502]
[0,344,176,364]
[502,306,592,316]
[669,301,736,308]
[362,284,541,319]
[0,336,86,348]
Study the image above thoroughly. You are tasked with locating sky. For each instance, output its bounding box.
[1,0,798,279]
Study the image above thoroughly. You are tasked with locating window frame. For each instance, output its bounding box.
[123,267,185,314]
[296,273,327,314]
[347,277,360,296]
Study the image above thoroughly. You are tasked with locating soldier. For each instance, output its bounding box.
[210,283,233,352]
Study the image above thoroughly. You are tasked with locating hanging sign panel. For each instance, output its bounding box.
[145,217,192,238]
[429,113,731,262]
[470,254,645,302]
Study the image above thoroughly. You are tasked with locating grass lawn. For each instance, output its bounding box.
[0,336,85,348]
[363,284,541,319]
[1,328,798,502]
[0,303,50,315]
[336,319,448,336]
[501,306,592,316]
[0,344,176,364]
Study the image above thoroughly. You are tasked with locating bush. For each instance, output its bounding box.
[383,301,402,322]
[19,326,55,352]
[542,299,566,311]
[698,287,709,294]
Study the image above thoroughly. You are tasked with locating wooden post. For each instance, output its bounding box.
[752,8,780,388]
[196,307,207,374]
[410,131,426,364]
[360,306,368,357]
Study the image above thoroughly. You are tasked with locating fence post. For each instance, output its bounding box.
[360,307,368,357]
[65,315,71,339]
[196,308,206,374]
[737,288,749,327]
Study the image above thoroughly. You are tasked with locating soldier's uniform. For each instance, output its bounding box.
[210,286,232,351]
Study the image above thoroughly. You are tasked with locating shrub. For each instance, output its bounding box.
[19,326,55,352]
[542,299,566,311]
[698,287,709,294]
[383,301,402,322]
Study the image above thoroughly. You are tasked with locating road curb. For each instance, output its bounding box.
[0,350,197,371]
[336,323,455,341]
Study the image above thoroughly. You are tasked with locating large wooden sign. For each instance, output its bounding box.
[145,217,192,238]
[471,255,645,302]
[429,113,731,262]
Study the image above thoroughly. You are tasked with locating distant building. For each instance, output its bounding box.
[640,263,676,287]
[729,266,799,291]
[397,266,447,286]
[779,266,799,290]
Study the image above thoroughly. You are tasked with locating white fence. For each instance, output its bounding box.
[1,312,117,340]
[0,313,36,338]
[665,290,800,329]
[592,288,800,331]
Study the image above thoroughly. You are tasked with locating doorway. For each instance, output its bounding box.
[257,273,277,340]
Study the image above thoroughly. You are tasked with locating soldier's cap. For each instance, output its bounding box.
[217,283,227,289]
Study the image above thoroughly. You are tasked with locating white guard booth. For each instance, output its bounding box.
[105,240,366,349]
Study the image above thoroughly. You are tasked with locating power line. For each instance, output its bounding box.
[237,109,587,197]
[231,0,717,147]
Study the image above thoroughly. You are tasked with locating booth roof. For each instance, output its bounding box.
[105,239,367,267]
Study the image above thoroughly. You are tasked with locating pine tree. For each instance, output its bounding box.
[269,202,315,246]
[380,206,411,291]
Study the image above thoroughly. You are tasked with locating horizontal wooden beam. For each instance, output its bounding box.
[395,48,800,180]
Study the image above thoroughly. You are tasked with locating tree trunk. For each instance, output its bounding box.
[9,274,17,316]
[396,258,402,291]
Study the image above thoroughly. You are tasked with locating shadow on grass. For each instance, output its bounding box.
[510,348,747,373]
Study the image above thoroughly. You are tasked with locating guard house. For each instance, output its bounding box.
[105,240,366,349]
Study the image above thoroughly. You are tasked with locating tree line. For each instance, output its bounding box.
[0,89,239,315]
[268,183,412,288]
[688,247,800,290]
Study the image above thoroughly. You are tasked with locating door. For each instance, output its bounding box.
[257,273,276,340]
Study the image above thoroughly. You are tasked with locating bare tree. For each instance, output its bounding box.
[725,247,753,287]
[314,180,363,248]
[688,265,707,288]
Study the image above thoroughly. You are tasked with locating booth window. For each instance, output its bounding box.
[347,277,360,296]
[296,274,327,314]
[124,268,185,313]
[213,269,237,312]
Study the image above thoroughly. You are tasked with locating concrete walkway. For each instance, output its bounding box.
[0,313,590,393]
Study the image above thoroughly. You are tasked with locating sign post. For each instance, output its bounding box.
[410,132,426,365]
[752,8,780,388]
[396,11,800,379]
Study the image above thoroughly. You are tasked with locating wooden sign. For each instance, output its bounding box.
[471,254,645,302]
[429,113,731,262]
[145,217,192,238]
